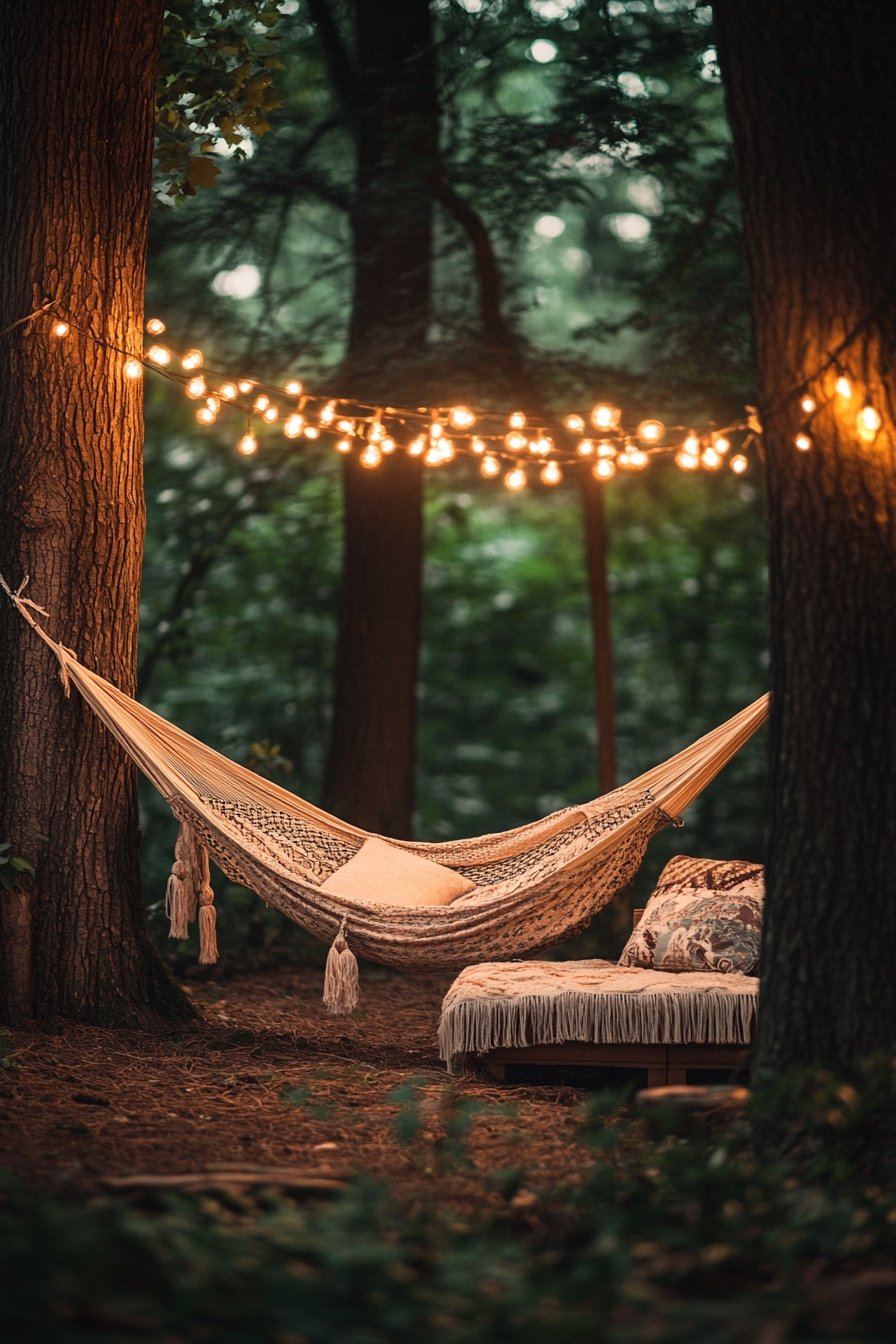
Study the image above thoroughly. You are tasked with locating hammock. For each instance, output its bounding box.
[3,579,768,1000]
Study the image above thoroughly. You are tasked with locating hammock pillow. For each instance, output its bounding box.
[320,837,477,907]
[618,855,764,974]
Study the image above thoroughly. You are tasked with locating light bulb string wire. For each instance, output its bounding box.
[4,294,884,469]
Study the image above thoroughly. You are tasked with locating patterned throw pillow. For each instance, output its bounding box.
[618,855,764,974]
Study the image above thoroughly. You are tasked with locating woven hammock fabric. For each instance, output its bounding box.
[4,580,768,969]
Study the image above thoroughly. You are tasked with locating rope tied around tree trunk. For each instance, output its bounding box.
[0,573,77,696]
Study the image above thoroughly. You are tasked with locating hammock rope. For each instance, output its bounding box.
[1,575,768,1010]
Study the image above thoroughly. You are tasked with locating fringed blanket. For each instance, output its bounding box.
[438,959,758,1072]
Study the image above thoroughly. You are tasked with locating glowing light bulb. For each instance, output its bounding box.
[470,436,486,454]
[504,430,528,451]
[448,405,476,430]
[381,436,397,454]
[429,421,444,440]
[196,406,216,425]
[701,446,722,469]
[360,445,382,469]
[564,413,585,433]
[627,449,650,469]
[540,461,562,485]
[303,425,320,440]
[181,349,203,370]
[52,320,70,337]
[238,379,255,394]
[219,383,237,400]
[636,418,664,444]
[675,449,700,471]
[730,454,749,474]
[440,441,456,463]
[237,431,258,456]
[794,431,813,452]
[284,413,305,438]
[262,405,278,423]
[369,421,385,443]
[408,435,426,457]
[508,411,527,429]
[682,432,700,456]
[617,450,634,469]
[284,380,303,396]
[481,455,501,478]
[857,403,882,442]
[336,438,352,454]
[835,374,852,400]
[124,358,143,379]
[145,317,165,335]
[185,375,207,399]
[590,403,621,431]
[530,435,553,456]
[424,445,443,466]
[596,440,617,458]
[593,458,616,481]
[576,438,595,457]
[712,434,731,454]
[253,394,270,412]
[800,394,816,415]
[504,466,527,491]
[336,418,354,434]
[147,344,171,366]
[320,401,337,425]
[205,396,220,414]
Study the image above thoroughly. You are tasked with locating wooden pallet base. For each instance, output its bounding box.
[478,1041,751,1086]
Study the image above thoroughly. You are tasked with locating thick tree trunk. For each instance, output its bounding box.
[0,1,191,1024]
[713,3,896,1085]
[320,0,438,836]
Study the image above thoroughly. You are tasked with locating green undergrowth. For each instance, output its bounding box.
[1,1065,893,1344]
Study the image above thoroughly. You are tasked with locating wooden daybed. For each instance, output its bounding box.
[438,915,757,1085]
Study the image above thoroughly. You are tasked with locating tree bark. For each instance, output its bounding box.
[713,3,896,1085]
[0,0,191,1024]
[319,0,438,836]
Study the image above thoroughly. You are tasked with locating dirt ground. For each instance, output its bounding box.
[0,968,605,1209]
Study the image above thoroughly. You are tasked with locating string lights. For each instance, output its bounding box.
[31,304,890,489]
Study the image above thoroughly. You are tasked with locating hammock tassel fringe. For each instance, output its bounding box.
[165,821,202,939]
[323,920,359,1015]
[166,820,218,963]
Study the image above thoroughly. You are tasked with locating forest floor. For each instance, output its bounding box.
[0,967,610,1210]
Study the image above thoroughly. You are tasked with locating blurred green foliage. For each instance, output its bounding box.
[2,1058,893,1342]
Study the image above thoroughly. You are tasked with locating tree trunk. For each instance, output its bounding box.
[0,0,191,1024]
[580,471,618,792]
[320,0,438,836]
[713,2,896,1087]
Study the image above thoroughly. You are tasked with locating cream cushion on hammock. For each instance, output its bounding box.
[320,836,477,907]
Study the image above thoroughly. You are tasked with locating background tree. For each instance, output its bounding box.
[713,0,896,1113]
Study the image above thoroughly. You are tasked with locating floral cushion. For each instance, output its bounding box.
[618,855,764,974]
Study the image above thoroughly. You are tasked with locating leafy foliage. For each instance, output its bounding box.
[157,0,286,199]
[0,841,35,893]
[2,1059,893,1342]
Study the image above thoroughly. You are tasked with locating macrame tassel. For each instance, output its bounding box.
[197,848,218,965]
[323,920,360,1015]
[165,821,202,940]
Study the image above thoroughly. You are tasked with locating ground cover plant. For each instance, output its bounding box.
[1,969,893,1343]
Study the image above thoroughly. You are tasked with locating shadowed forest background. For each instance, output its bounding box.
[139,0,766,964]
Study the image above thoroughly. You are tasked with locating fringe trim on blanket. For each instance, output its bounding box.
[438,987,757,1073]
